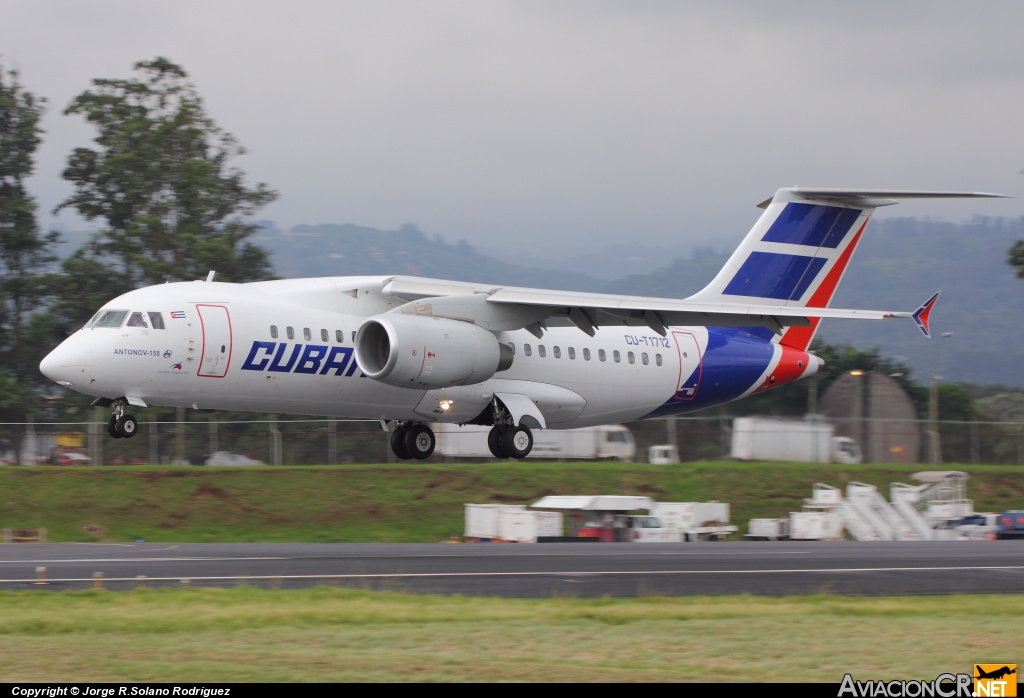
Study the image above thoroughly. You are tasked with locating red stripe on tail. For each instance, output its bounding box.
[779,221,867,351]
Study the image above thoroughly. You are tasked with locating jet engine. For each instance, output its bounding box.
[354,314,513,389]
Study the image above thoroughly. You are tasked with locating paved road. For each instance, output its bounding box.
[1,541,1022,597]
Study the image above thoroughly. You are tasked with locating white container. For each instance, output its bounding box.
[748,518,789,539]
[790,511,843,540]
[465,504,563,542]
[465,504,524,539]
[651,502,730,532]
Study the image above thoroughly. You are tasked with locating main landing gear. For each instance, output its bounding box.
[387,420,535,460]
[488,424,533,459]
[390,422,436,460]
[106,401,138,439]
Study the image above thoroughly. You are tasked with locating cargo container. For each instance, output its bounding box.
[789,511,843,540]
[464,504,564,543]
[747,518,790,540]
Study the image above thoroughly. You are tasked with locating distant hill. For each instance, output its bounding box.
[253,222,607,291]
[258,216,1024,388]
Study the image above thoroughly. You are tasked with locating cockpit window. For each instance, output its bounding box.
[148,312,166,329]
[92,310,129,328]
[126,312,149,328]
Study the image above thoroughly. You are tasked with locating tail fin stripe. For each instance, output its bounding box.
[912,292,941,338]
[761,203,863,249]
[778,221,867,350]
[723,252,826,300]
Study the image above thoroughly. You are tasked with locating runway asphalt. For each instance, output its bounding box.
[1,540,1022,596]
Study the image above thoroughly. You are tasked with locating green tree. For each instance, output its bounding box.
[1008,239,1024,279]
[53,57,277,328]
[0,63,57,398]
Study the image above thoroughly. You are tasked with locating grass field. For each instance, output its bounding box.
[2,461,1022,542]
[0,587,1015,682]
[1,465,1019,683]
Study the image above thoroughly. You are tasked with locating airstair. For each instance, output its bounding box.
[806,484,877,541]
[891,471,973,540]
[803,483,933,541]
[787,475,977,542]
[845,483,898,540]
[890,494,936,541]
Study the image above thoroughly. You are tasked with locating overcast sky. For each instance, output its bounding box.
[2,1,1023,257]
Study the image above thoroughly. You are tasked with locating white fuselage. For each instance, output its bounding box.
[39,276,817,428]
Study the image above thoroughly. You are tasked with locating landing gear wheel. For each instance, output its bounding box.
[488,425,506,459]
[499,425,533,459]
[107,415,122,439]
[404,424,435,460]
[115,414,138,439]
[390,425,411,460]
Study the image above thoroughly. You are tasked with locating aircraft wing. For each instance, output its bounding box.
[381,276,911,337]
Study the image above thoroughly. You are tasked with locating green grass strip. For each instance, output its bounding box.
[0,587,1017,682]
[2,462,1023,543]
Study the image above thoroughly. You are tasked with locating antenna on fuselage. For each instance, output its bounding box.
[205,271,216,283]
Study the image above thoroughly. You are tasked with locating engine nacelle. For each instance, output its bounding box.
[354,314,512,389]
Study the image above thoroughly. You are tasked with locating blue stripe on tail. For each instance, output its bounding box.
[761,203,861,248]
[722,252,826,300]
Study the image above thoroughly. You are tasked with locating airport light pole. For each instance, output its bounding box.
[850,370,872,464]
[929,332,955,465]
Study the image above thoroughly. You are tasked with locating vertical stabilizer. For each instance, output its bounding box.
[687,188,1004,351]
[688,187,876,350]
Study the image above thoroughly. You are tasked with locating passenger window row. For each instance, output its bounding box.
[270,326,346,343]
[515,342,663,367]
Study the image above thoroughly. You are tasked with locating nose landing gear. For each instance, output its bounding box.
[106,402,138,439]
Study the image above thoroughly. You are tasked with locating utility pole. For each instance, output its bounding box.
[929,332,954,465]
[928,372,941,465]
[176,406,186,464]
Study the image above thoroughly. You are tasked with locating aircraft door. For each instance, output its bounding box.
[196,304,233,378]
[672,331,702,399]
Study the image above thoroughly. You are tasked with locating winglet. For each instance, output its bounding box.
[912,291,941,338]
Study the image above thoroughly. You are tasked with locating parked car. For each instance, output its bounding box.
[204,451,264,466]
[996,510,1024,540]
[948,513,998,540]
[49,452,92,466]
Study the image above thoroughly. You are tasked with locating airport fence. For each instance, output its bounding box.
[0,415,1021,466]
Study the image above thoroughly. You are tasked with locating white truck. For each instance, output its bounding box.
[651,501,738,541]
[436,423,635,461]
[730,417,861,464]
[648,445,679,464]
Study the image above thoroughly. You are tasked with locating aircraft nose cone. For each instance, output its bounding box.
[39,333,92,386]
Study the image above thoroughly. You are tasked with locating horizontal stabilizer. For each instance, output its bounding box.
[756,188,1008,209]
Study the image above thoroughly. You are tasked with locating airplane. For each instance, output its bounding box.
[38,187,1004,460]
[975,666,1016,681]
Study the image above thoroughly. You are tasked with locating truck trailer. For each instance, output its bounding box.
[435,423,635,461]
[730,417,861,464]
